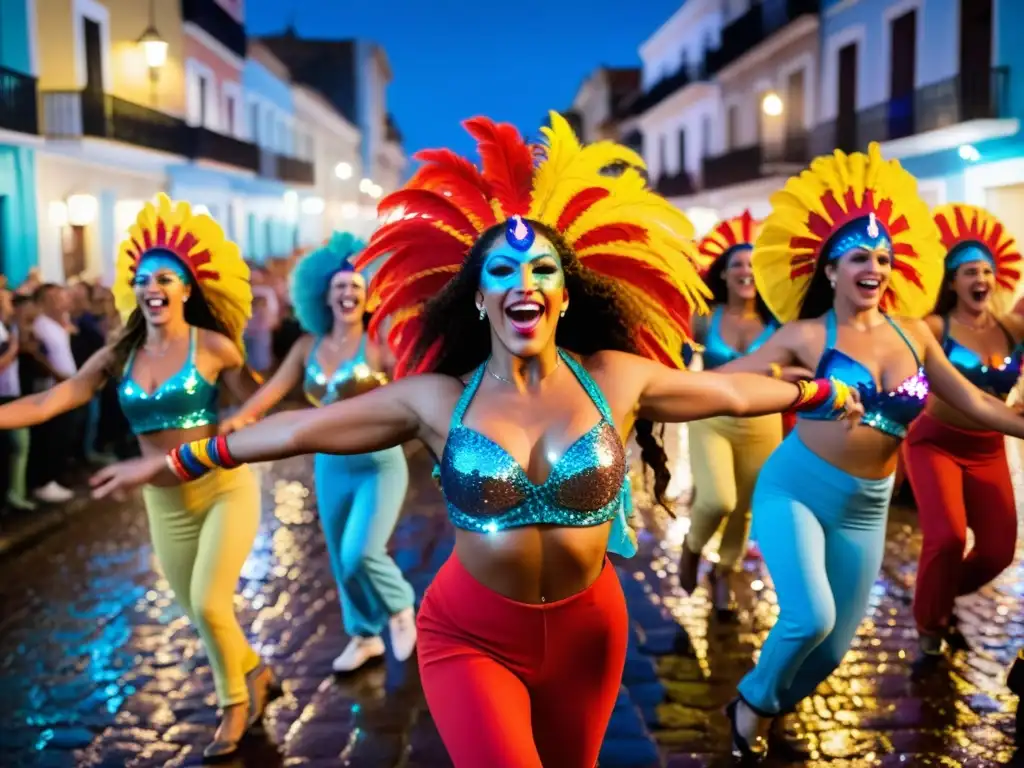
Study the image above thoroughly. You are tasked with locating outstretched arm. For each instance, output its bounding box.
[220,336,309,432]
[916,319,1024,438]
[715,323,815,381]
[0,347,109,429]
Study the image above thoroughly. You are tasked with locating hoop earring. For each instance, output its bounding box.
[478,306,486,320]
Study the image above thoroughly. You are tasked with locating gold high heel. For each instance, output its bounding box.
[245,661,283,728]
[202,702,250,762]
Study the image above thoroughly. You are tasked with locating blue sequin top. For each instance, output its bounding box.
[303,335,387,407]
[941,316,1023,400]
[702,306,778,370]
[438,350,637,557]
[799,311,929,439]
[118,327,220,435]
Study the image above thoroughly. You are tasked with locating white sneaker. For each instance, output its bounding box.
[389,608,417,662]
[33,482,74,503]
[331,636,385,673]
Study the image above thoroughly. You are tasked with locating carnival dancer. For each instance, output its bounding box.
[679,211,792,619]
[89,113,863,768]
[0,195,276,760]
[714,143,1024,759]
[220,232,416,673]
[903,204,1023,661]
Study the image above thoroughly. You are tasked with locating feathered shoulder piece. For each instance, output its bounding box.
[114,193,252,352]
[695,210,761,275]
[933,203,1022,299]
[752,142,944,322]
[354,111,709,376]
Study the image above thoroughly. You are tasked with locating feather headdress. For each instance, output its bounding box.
[753,143,944,322]
[114,194,251,352]
[354,111,709,376]
[290,232,368,336]
[695,210,761,275]
[933,203,1022,301]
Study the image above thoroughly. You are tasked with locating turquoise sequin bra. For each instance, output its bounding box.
[701,306,778,370]
[437,350,637,557]
[941,316,1023,400]
[303,335,386,407]
[118,327,220,435]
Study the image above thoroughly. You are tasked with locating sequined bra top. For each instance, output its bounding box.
[118,327,220,435]
[941,316,1023,400]
[702,306,778,370]
[799,311,929,439]
[438,350,637,557]
[303,335,387,407]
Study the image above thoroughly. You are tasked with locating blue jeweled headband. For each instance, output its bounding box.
[137,251,192,283]
[945,242,995,273]
[721,243,753,265]
[822,214,893,262]
[505,215,536,252]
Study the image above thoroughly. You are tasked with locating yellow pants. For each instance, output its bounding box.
[686,414,782,571]
[143,466,261,707]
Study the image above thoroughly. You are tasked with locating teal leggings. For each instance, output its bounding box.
[313,448,415,637]
[737,433,894,715]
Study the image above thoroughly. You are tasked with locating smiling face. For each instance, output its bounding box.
[328,270,367,328]
[133,253,191,326]
[475,229,568,359]
[950,257,996,313]
[724,246,756,302]
[826,242,894,312]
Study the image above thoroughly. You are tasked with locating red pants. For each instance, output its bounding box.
[903,412,1018,635]
[417,554,629,767]
[782,411,797,437]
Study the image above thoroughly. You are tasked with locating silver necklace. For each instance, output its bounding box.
[487,355,562,385]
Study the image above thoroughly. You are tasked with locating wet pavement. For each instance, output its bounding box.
[0,430,1022,767]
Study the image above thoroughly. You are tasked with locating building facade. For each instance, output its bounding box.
[817,0,1022,239]
[565,66,641,145]
[0,0,41,287]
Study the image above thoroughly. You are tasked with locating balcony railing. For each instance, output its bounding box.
[654,170,697,198]
[191,126,259,172]
[41,90,190,155]
[0,66,40,135]
[707,0,820,75]
[181,0,246,59]
[810,67,1010,156]
[278,155,315,185]
[701,131,810,190]
[626,60,707,116]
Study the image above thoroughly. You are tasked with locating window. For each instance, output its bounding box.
[658,134,667,175]
[676,128,687,173]
[249,102,260,143]
[701,115,711,156]
[224,93,237,136]
[197,74,209,127]
[726,105,740,150]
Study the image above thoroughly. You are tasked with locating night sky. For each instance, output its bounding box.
[246,0,681,162]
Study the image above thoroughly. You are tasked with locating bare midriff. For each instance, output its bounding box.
[138,424,219,485]
[796,419,901,479]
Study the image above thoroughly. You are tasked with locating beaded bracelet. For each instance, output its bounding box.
[166,435,239,482]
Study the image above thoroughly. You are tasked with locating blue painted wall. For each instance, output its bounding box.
[996,0,1024,120]
[0,146,40,287]
[0,0,32,74]
[242,58,295,154]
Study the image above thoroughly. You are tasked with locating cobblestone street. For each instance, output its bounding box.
[0,432,1022,767]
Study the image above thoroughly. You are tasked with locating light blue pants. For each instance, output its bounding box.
[313,448,415,637]
[737,433,893,715]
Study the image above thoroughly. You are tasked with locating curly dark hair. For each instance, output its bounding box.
[930,266,962,317]
[106,287,237,380]
[704,248,776,324]
[407,219,673,510]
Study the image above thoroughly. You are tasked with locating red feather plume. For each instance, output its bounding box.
[462,117,534,217]
[408,148,497,227]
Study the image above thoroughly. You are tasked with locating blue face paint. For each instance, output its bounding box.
[823,214,893,262]
[946,242,995,273]
[135,251,191,286]
[480,238,564,295]
[505,215,536,252]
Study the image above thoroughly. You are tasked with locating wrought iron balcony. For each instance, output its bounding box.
[190,126,259,172]
[701,132,810,190]
[0,66,39,135]
[707,0,820,75]
[810,67,1010,156]
[181,0,246,59]
[277,154,314,185]
[654,170,697,198]
[41,90,189,156]
[626,60,707,117]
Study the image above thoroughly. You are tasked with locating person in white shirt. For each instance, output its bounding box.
[0,290,33,510]
[27,284,76,503]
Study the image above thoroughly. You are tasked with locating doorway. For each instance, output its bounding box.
[81,18,105,135]
[836,42,858,152]
[62,225,87,280]
[959,0,993,119]
[889,10,917,140]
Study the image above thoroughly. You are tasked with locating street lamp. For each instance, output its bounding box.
[137,0,167,106]
[761,92,784,117]
[335,162,353,180]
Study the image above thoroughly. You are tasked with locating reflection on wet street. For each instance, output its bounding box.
[0,434,1022,766]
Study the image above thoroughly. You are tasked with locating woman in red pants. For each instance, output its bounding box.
[903,203,1023,661]
[88,113,862,767]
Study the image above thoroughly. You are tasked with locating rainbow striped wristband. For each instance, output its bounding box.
[166,435,239,482]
